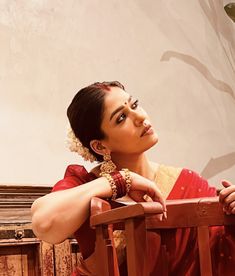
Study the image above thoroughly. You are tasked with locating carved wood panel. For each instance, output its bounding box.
[0,185,81,275]
[0,244,40,276]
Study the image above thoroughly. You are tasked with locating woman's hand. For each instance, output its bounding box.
[124,171,167,217]
[219,180,235,215]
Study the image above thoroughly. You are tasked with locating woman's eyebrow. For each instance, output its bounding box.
[109,96,132,121]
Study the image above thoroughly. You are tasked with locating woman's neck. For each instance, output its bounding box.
[112,153,157,181]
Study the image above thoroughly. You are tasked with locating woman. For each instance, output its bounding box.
[31,81,235,275]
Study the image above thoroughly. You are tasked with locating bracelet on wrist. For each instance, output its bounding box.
[100,172,117,200]
[121,168,132,193]
[111,171,126,198]
[100,168,132,200]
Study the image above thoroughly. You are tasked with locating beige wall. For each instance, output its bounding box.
[1,1,234,187]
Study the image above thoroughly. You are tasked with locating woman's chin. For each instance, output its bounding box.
[151,137,159,148]
[151,133,159,145]
[144,135,158,151]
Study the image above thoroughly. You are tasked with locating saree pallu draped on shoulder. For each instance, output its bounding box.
[148,168,235,276]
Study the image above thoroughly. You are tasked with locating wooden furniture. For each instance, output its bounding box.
[0,185,80,276]
[90,197,235,276]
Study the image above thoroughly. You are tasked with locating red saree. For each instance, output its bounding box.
[52,165,235,276]
[149,168,235,276]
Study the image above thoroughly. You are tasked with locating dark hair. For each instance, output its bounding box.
[67,81,125,162]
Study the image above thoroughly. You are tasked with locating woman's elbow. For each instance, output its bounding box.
[31,214,66,244]
[31,207,67,244]
[31,211,51,239]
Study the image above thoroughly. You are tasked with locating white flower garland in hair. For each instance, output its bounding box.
[66,127,97,162]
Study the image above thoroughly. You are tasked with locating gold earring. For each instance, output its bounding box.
[100,153,117,175]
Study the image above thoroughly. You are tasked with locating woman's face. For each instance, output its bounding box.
[100,86,158,156]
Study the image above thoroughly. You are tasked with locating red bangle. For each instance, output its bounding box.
[111,171,126,198]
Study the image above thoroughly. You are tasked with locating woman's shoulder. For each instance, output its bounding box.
[64,164,89,177]
[155,164,206,186]
[151,163,182,198]
[156,163,183,179]
[52,164,96,192]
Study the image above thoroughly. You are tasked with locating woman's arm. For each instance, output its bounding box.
[31,177,112,244]
[31,172,165,244]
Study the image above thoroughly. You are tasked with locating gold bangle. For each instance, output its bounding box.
[100,172,117,200]
[121,168,132,193]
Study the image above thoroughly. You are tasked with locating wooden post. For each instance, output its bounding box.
[197,226,212,276]
[39,241,54,276]
[125,218,148,276]
[54,240,72,275]
[94,225,116,276]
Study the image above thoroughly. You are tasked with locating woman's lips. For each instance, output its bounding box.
[141,125,154,137]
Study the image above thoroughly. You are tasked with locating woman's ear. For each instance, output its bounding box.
[90,140,108,156]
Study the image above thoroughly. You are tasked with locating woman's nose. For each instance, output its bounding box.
[132,109,146,126]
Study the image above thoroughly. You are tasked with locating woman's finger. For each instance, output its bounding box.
[129,191,145,202]
[221,180,233,188]
[130,172,167,216]
[223,192,235,206]
[231,207,235,215]
[145,185,167,215]
[219,183,235,203]
[227,201,235,212]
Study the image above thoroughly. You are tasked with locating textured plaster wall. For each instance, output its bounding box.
[0,1,234,187]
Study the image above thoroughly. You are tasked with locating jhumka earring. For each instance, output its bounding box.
[100,153,117,175]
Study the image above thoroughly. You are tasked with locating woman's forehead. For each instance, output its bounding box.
[102,87,130,117]
[104,87,129,105]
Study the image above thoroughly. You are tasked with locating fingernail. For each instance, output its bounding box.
[164,211,167,219]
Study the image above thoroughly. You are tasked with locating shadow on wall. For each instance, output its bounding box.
[201,152,235,179]
[160,1,235,180]
[160,51,235,100]
[161,50,235,179]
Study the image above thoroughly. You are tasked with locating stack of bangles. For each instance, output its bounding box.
[100,168,132,200]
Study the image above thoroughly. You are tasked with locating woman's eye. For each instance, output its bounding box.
[115,100,139,124]
[131,100,139,109]
[116,113,126,124]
